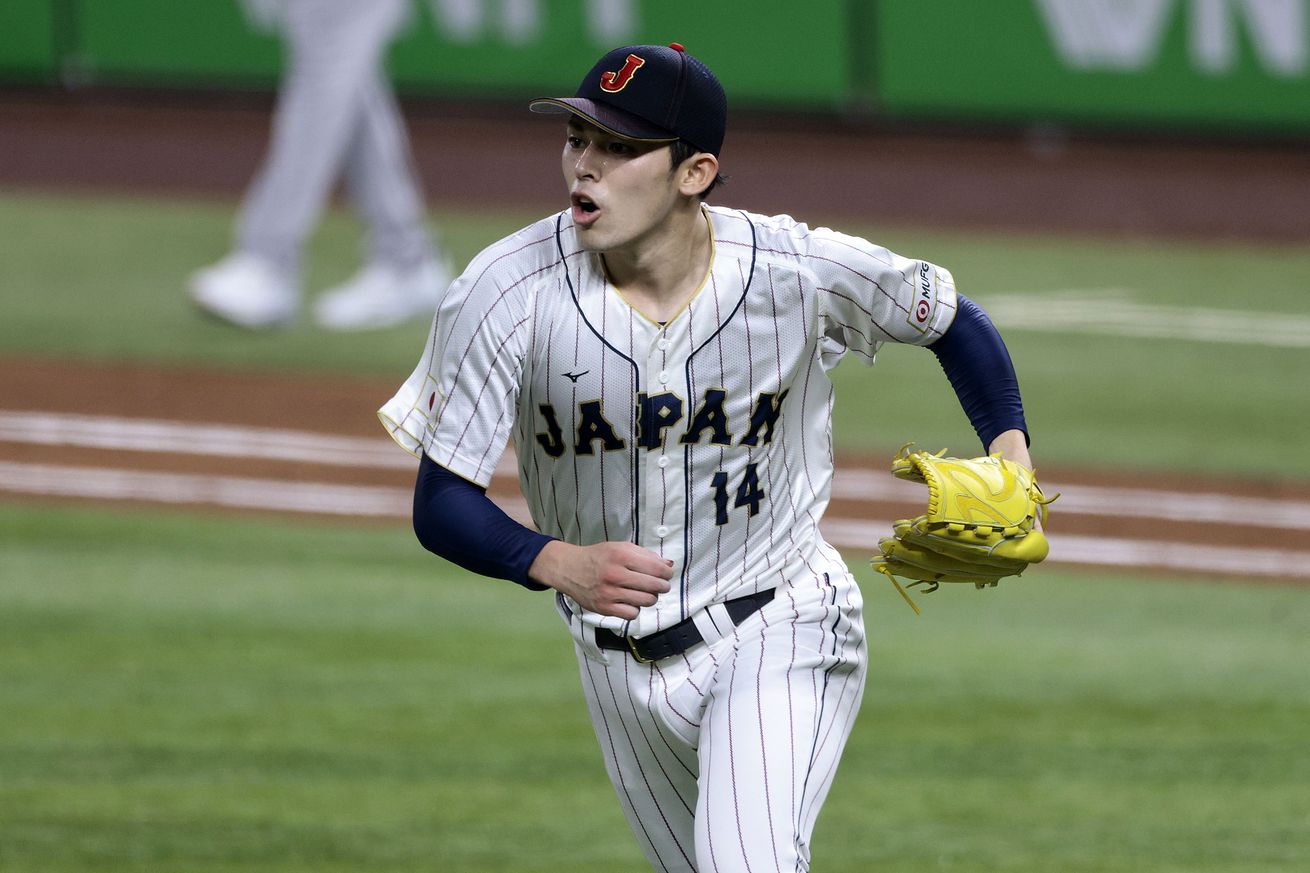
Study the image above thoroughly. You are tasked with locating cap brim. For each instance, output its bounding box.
[529,97,679,144]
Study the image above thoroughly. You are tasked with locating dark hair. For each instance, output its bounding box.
[670,140,726,200]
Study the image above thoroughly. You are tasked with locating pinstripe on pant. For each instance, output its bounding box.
[567,571,867,873]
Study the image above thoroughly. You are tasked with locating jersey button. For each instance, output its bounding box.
[657,338,670,350]
[658,370,669,384]
[657,455,670,468]
[655,525,670,538]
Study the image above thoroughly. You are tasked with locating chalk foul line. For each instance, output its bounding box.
[2,410,1309,579]
[978,289,1310,348]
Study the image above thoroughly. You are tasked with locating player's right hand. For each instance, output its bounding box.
[528,541,673,619]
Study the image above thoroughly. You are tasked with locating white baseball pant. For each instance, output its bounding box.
[564,571,867,873]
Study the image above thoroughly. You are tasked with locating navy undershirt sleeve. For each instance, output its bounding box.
[929,294,1030,451]
[412,454,556,591]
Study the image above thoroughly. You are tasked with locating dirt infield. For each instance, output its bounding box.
[3,355,1309,584]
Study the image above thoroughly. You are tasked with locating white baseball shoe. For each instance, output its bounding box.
[312,258,450,331]
[187,253,298,329]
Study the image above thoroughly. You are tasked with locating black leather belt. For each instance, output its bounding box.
[595,588,776,663]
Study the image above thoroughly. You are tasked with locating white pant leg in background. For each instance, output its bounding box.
[568,572,868,873]
[236,0,429,278]
[342,65,433,273]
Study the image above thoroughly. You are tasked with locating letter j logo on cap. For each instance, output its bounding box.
[599,53,646,93]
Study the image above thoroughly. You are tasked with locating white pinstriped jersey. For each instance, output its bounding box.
[379,205,958,637]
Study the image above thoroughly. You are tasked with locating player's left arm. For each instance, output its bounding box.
[928,294,1033,465]
[987,428,1033,471]
[874,292,1049,603]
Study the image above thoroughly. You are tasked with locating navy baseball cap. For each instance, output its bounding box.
[530,43,726,156]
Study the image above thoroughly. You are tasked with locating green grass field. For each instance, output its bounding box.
[2,188,1309,871]
[1,503,1306,872]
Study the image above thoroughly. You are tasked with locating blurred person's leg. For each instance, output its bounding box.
[313,65,451,330]
[191,0,411,328]
[348,68,433,274]
[237,0,411,275]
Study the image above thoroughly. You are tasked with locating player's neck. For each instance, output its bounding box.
[602,204,712,324]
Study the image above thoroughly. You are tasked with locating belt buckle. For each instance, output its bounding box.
[625,635,655,664]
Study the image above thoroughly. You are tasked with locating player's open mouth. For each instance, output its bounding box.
[572,194,601,226]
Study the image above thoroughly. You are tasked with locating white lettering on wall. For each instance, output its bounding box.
[426,0,637,45]
[1034,0,1174,70]
[1035,0,1307,76]
[1191,0,1305,74]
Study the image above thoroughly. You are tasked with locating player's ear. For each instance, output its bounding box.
[677,152,719,198]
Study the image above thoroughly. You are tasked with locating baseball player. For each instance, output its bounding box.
[379,43,1034,872]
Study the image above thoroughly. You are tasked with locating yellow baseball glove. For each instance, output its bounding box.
[873,444,1055,614]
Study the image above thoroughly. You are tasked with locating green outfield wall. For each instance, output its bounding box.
[3,0,1309,134]
[0,0,59,80]
[874,0,1310,132]
[0,0,851,105]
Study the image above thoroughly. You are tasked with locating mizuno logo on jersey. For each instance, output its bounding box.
[534,390,789,457]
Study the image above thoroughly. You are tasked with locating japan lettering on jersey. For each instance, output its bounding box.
[379,206,958,637]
